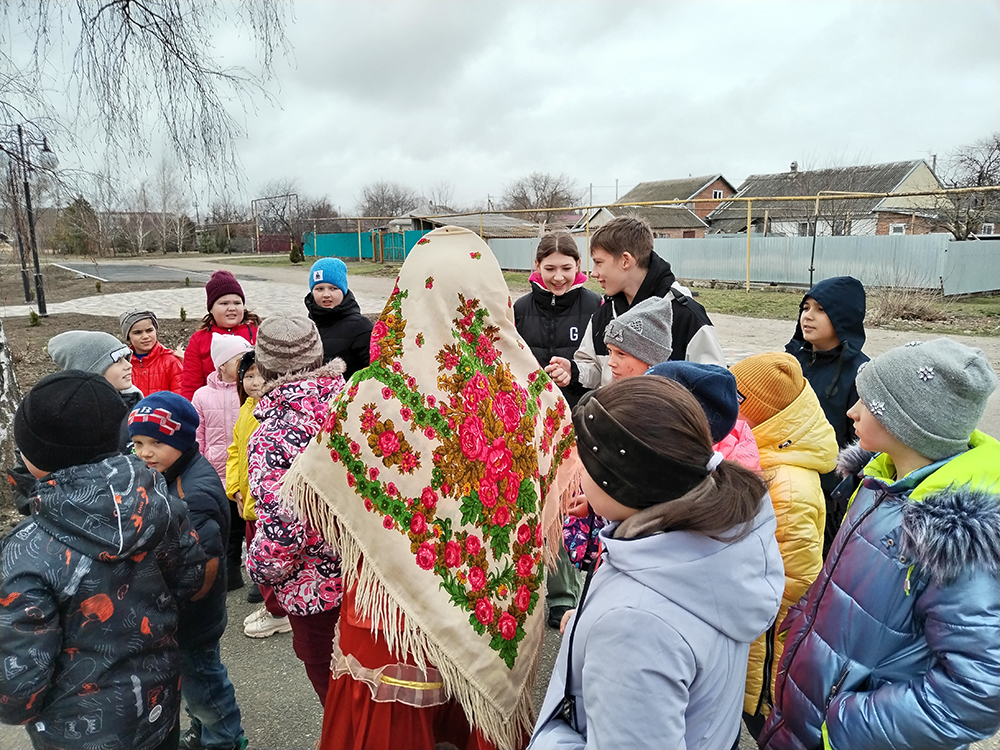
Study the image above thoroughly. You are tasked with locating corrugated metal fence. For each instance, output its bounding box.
[485,234,999,295]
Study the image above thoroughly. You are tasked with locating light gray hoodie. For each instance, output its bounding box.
[530,496,784,750]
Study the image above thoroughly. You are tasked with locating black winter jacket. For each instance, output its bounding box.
[0,455,207,750]
[304,291,373,380]
[163,445,230,649]
[514,276,602,407]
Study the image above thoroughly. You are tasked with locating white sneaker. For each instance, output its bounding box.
[243,607,292,638]
[244,605,267,626]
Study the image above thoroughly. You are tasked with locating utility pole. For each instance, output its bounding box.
[615,179,619,201]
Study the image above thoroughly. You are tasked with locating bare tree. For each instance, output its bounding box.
[501,172,581,223]
[356,180,419,219]
[931,133,1000,240]
[0,0,287,508]
[425,180,456,211]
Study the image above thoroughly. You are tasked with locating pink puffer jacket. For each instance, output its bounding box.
[192,372,240,485]
[716,418,762,473]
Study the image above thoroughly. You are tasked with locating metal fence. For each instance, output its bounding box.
[481,234,998,295]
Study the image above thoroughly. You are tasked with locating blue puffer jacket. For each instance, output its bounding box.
[760,434,1000,750]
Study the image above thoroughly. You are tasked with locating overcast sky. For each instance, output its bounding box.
[34,0,1000,213]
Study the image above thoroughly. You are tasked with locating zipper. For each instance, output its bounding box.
[757,489,889,747]
[754,621,776,715]
[825,663,852,710]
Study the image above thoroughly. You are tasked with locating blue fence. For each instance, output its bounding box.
[302,230,429,261]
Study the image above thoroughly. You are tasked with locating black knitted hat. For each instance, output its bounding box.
[14,370,127,473]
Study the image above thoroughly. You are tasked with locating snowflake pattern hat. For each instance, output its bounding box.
[281,225,573,748]
[857,337,997,460]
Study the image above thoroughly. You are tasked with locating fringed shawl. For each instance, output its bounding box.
[282,226,574,748]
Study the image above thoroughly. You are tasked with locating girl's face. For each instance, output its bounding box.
[536,251,580,296]
[580,462,637,522]
[218,353,243,383]
[847,398,897,456]
[104,354,133,390]
[211,294,245,329]
[799,297,840,351]
[242,365,265,399]
[312,282,344,309]
[607,343,649,380]
[127,319,158,354]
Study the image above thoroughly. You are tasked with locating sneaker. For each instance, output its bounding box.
[246,584,264,604]
[244,605,267,626]
[243,608,292,638]
[178,725,204,750]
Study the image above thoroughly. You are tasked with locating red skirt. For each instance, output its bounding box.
[319,583,512,750]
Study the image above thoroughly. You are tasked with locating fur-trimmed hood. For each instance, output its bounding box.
[259,357,346,396]
[834,436,1000,585]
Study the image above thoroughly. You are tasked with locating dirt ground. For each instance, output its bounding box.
[1,261,187,307]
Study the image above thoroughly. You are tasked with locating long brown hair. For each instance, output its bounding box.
[595,377,766,540]
[197,309,262,331]
[535,231,581,263]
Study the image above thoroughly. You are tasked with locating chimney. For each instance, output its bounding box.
[790,161,799,174]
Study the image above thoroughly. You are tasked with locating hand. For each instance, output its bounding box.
[545,357,572,388]
[564,493,590,518]
[559,608,576,635]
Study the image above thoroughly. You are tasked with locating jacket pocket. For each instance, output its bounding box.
[825,659,869,711]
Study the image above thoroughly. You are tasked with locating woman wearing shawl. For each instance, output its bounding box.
[283,226,573,750]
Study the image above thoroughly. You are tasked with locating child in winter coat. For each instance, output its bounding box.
[8,331,144,515]
[181,270,259,399]
[245,316,346,701]
[784,275,869,555]
[193,333,254,590]
[120,309,183,395]
[729,352,838,738]
[1,372,208,750]
[761,338,1000,750]
[304,257,373,380]
[531,377,783,749]
[129,392,246,750]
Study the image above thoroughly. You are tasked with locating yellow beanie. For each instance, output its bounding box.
[730,352,805,427]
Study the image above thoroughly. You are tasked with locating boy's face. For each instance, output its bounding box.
[580,462,636,522]
[21,453,48,480]
[104,354,133,390]
[607,343,649,380]
[799,297,840,351]
[312,283,345,309]
[218,353,243,383]
[132,434,183,473]
[127,319,158,355]
[242,365,265,399]
[847,399,898,456]
[589,246,634,297]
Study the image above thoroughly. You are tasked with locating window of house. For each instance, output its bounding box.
[889,223,907,235]
[712,189,724,200]
[981,223,995,235]
[682,230,696,238]
[798,222,811,236]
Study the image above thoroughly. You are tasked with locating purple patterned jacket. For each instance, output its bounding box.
[246,361,346,616]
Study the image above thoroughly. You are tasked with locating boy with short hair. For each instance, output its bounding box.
[555,216,725,390]
[761,338,1000,750]
[120,309,184,396]
[129,392,247,750]
[602,295,674,378]
[784,275,869,554]
[1,371,208,750]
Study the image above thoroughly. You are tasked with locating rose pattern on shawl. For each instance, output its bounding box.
[324,288,573,668]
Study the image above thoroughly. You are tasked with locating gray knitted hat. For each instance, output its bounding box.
[119,309,158,339]
[604,296,673,367]
[48,331,132,376]
[856,338,997,460]
[255,315,324,381]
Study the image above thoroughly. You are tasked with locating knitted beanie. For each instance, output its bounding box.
[205,270,245,310]
[604,296,673,367]
[730,352,806,427]
[646,361,739,443]
[309,258,349,293]
[210,333,254,370]
[255,315,324,381]
[128,392,199,452]
[15,371,127,473]
[119,309,158,339]
[48,331,132,377]
[856,338,997,460]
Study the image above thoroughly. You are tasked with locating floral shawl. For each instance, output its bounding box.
[283,226,573,748]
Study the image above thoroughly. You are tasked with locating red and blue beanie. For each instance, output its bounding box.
[128,392,199,452]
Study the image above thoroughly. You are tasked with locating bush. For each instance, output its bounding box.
[28,310,40,327]
[289,243,305,264]
[180,306,187,322]
[95,280,102,293]
[867,286,946,326]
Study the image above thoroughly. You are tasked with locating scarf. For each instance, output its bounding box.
[283,226,573,748]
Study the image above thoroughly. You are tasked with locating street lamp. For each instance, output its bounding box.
[2,125,58,316]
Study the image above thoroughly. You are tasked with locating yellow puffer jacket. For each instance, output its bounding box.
[743,381,838,717]
[225,397,259,521]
